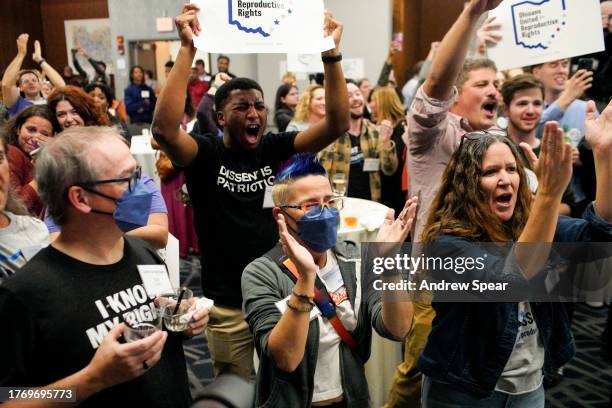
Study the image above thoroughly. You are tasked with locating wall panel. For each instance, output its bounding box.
[40,0,108,71]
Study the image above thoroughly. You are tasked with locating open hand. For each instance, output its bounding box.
[375,196,418,257]
[585,99,612,154]
[17,34,29,57]
[536,122,572,199]
[477,16,502,47]
[277,213,317,278]
[32,40,43,64]
[175,3,202,47]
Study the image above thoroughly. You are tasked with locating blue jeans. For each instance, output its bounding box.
[421,376,545,408]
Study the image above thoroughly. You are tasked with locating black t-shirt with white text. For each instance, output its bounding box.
[0,237,191,407]
[347,133,371,200]
[184,132,297,307]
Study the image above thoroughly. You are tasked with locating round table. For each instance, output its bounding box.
[337,197,389,243]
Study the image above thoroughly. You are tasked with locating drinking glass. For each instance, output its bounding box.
[331,173,347,197]
[158,288,196,332]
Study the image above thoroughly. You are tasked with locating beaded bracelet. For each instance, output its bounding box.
[292,290,314,304]
[286,298,314,313]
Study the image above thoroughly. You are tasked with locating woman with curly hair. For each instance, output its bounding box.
[417,104,612,407]
[2,105,55,216]
[286,84,325,132]
[47,85,109,132]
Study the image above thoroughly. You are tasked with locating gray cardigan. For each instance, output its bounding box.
[242,242,398,408]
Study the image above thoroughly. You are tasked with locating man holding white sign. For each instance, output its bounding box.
[152,4,349,380]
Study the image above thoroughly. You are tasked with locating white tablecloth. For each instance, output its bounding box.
[337,197,389,243]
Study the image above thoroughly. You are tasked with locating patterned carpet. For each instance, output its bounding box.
[546,304,612,408]
[179,256,612,406]
[179,256,215,397]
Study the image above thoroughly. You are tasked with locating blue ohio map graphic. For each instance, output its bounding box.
[228,0,271,37]
[511,0,567,50]
[227,0,294,38]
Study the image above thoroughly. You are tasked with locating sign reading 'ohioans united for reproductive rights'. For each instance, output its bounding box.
[191,0,335,53]
[487,0,605,70]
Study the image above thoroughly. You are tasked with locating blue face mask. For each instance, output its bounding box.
[288,206,339,253]
[86,178,153,233]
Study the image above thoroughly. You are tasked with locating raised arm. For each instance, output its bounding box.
[71,49,88,79]
[423,0,502,100]
[1,34,29,109]
[293,11,349,153]
[32,41,65,88]
[585,100,612,221]
[516,122,573,277]
[151,4,199,166]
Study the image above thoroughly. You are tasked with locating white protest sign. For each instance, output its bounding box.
[287,54,365,78]
[191,0,335,54]
[487,0,605,70]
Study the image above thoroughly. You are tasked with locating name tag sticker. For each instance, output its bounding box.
[141,90,151,99]
[363,158,380,172]
[137,265,173,297]
[262,185,274,209]
[320,266,344,293]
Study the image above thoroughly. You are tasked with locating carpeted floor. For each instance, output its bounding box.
[546,304,612,408]
[179,256,612,407]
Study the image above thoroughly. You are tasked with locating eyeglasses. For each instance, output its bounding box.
[280,197,344,218]
[78,166,142,193]
[458,129,507,150]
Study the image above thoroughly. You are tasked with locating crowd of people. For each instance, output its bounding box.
[0,0,611,407]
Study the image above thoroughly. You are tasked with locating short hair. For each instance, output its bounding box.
[345,79,358,86]
[2,105,55,147]
[195,59,205,66]
[35,127,125,225]
[47,86,110,132]
[84,82,114,104]
[165,60,175,68]
[217,55,230,62]
[500,74,544,107]
[272,153,327,205]
[17,70,41,86]
[214,77,264,113]
[455,59,497,92]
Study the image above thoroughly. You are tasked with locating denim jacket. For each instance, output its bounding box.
[417,203,612,397]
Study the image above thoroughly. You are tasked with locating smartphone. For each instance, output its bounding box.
[577,58,596,72]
